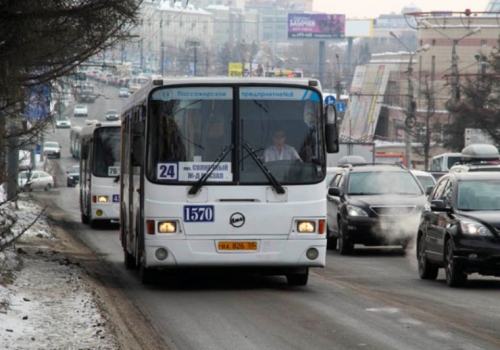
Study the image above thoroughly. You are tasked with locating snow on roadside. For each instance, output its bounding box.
[0,189,118,349]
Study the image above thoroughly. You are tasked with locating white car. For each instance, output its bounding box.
[44,141,62,159]
[18,170,54,191]
[55,116,71,128]
[73,104,88,117]
[410,170,436,194]
[118,88,129,98]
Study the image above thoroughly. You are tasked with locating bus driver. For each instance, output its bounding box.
[264,130,302,163]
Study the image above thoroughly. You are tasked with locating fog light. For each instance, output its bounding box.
[96,209,103,217]
[297,221,315,233]
[469,254,478,259]
[155,248,168,261]
[347,225,357,230]
[97,195,108,202]
[158,221,176,233]
[306,248,319,260]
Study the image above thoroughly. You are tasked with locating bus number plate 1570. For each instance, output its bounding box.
[184,205,214,222]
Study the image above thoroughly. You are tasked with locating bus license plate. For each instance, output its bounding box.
[218,241,257,251]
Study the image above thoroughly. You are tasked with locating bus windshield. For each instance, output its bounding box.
[93,127,121,177]
[147,85,324,185]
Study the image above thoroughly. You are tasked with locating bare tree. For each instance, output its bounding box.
[0,1,140,175]
[445,39,500,150]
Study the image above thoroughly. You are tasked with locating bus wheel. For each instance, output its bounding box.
[124,249,136,269]
[286,268,309,286]
[81,212,89,224]
[90,220,99,229]
[139,264,155,285]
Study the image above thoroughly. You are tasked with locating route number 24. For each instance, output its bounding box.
[157,163,178,180]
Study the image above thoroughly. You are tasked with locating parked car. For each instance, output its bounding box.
[410,170,436,194]
[18,170,54,192]
[118,88,129,98]
[326,163,426,253]
[105,109,119,121]
[73,104,88,117]
[55,115,71,128]
[44,141,62,159]
[417,172,500,287]
[66,165,80,187]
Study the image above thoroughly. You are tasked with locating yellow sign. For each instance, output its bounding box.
[228,62,243,77]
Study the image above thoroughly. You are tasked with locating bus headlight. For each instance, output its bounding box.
[297,221,315,233]
[97,195,108,202]
[158,221,176,233]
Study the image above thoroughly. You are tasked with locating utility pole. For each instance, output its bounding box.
[390,31,430,169]
[140,39,144,70]
[420,21,481,105]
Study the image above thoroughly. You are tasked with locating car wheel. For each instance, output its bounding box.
[286,268,309,286]
[417,233,439,280]
[445,239,467,287]
[338,220,354,255]
[44,184,52,191]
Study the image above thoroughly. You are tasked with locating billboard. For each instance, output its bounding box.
[345,20,374,38]
[288,13,345,39]
[464,128,495,147]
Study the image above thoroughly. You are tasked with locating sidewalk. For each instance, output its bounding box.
[0,187,119,349]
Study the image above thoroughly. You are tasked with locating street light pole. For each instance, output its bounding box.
[419,21,481,105]
[390,31,430,168]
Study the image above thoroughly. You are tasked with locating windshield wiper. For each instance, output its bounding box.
[242,142,285,195]
[188,145,231,196]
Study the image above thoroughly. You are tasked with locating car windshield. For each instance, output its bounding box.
[58,116,68,121]
[76,105,85,109]
[106,110,118,115]
[70,166,79,173]
[457,180,500,211]
[19,172,28,179]
[45,142,59,148]
[348,171,423,195]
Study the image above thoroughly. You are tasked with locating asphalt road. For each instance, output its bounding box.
[33,82,500,350]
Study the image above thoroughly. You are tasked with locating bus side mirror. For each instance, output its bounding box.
[132,135,143,166]
[325,104,339,153]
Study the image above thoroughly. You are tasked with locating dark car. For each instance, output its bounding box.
[326,163,426,254]
[105,109,119,121]
[66,165,80,187]
[417,172,500,287]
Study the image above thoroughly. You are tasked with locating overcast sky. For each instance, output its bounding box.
[313,0,492,19]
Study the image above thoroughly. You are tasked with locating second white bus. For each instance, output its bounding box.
[79,121,121,228]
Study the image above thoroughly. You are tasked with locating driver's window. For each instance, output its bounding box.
[442,181,453,207]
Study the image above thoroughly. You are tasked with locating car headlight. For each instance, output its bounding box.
[346,205,369,217]
[460,220,494,237]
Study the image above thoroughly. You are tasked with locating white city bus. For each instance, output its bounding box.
[120,77,339,285]
[80,121,121,228]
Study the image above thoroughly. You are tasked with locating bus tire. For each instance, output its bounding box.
[286,268,309,286]
[139,264,155,285]
[124,249,136,269]
[81,212,89,224]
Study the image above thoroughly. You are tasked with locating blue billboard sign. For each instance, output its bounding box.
[23,83,51,119]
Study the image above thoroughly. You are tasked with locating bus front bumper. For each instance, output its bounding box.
[143,239,326,268]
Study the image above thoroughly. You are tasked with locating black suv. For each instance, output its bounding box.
[417,172,500,287]
[66,165,80,187]
[326,163,426,254]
